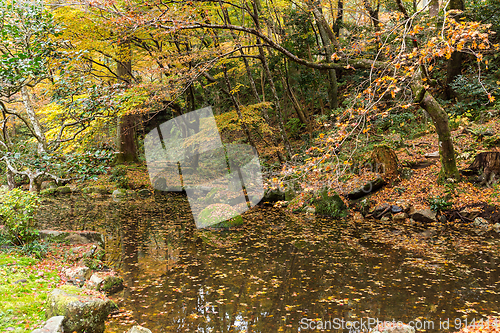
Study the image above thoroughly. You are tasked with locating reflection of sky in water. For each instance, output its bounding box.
[35,195,500,333]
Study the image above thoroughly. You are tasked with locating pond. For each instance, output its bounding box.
[36,193,500,333]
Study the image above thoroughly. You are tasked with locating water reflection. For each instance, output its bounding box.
[36,194,500,332]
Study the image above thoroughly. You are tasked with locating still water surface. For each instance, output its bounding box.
[36,193,500,332]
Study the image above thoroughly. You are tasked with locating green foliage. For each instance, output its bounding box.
[66,149,114,181]
[20,240,49,259]
[0,0,61,97]
[313,189,348,219]
[448,75,497,117]
[109,164,129,189]
[286,117,305,139]
[428,195,453,212]
[0,189,40,246]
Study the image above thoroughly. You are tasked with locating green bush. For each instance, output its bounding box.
[428,195,453,212]
[109,165,129,189]
[0,189,40,246]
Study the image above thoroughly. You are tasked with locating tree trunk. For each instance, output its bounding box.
[372,144,399,176]
[116,114,138,163]
[222,64,258,151]
[310,0,339,109]
[21,86,46,154]
[333,0,343,37]
[463,152,500,186]
[429,0,439,17]
[6,170,16,190]
[251,0,293,159]
[412,74,460,180]
[116,38,138,163]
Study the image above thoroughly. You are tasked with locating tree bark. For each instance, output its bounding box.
[251,0,293,159]
[220,4,282,160]
[116,38,138,163]
[21,86,46,154]
[411,74,460,180]
[309,0,339,109]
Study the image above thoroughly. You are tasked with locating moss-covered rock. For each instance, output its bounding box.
[197,203,244,228]
[313,189,348,219]
[101,276,124,294]
[40,188,57,197]
[82,186,110,195]
[47,285,117,333]
[56,186,72,194]
[87,273,124,295]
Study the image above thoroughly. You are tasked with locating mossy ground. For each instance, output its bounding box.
[0,252,60,332]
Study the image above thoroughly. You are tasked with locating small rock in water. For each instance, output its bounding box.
[128,326,152,333]
[392,212,407,222]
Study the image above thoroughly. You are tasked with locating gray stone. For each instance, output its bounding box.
[305,207,316,214]
[420,228,437,239]
[263,188,285,202]
[137,189,152,197]
[391,205,403,213]
[347,177,387,200]
[112,189,127,198]
[380,216,391,222]
[473,217,490,235]
[47,285,117,333]
[493,223,500,233]
[56,186,71,194]
[87,273,124,295]
[65,234,90,245]
[64,266,91,286]
[82,186,110,195]
[409,208,437,223]
[425,151,440,158]
[31,316,64,333]
[127,326,152,333]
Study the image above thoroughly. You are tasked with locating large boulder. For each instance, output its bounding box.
[31,316,64,333]
[64,266,91,286]
[87,272,124,295]
[197,204,244,228]
[262,188,285,203]
[313,189,348,218]
[47,285,117,333]
[347,177,387,200]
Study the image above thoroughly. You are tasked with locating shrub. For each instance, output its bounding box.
[0,189,40,246]
[428,195,453,212]
[109,165,129,189]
